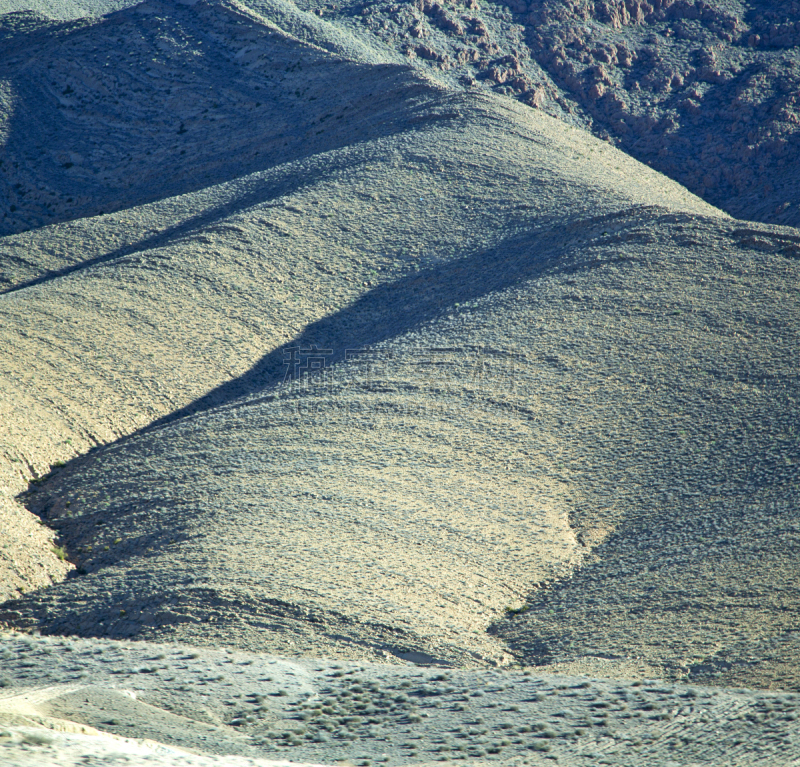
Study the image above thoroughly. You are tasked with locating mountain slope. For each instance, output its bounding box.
[0,0,415,236]
[0,0,724,605]
[4,166,799,686]
[0,0,798,699]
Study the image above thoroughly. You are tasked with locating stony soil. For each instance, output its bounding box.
[287,0,800,227]
[0,0,798,765]
[3,631,800,766]
[3,200,798,688]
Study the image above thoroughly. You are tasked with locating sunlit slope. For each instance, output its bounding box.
[1,0,797,687]
[0,49,721,601]
[5,206,798,684]
[494,253,800,690]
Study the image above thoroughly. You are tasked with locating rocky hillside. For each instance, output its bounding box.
[283,0,800,227]
[0,1,799,765]
[0,0,797,735]
[0,3,797,688]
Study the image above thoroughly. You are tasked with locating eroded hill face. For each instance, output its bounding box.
[4,0,800,231]
[4,200,799,687]
[272,0,800,227]
[0,0,798,725]
[0,0,431,235]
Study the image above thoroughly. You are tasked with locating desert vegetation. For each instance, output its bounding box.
[0,0,798,765]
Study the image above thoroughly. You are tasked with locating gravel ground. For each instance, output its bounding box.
[2,631,800,766]
[0,1,798,764]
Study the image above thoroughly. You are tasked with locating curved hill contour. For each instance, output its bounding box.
[0,0,797,747]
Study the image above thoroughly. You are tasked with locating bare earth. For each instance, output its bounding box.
[0,0,798,765]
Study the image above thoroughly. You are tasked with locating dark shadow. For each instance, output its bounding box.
[0,0,451,237]
[139,217,619,434]
[523,24,800,229]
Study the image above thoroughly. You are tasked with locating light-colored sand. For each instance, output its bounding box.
[2,726,336,767]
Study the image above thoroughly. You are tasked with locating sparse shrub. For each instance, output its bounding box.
[21,732,52,746]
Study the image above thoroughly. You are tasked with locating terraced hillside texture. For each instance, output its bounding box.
[0,0,799,766]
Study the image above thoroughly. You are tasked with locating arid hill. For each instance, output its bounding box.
[298,0,800,227]
[3,1,800,232]
[0,0,798,765]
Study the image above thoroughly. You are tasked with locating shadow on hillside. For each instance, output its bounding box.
[8,209,643,590]
[139,219,614,433]
[0,0,447,237]
[1,149,367,295]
